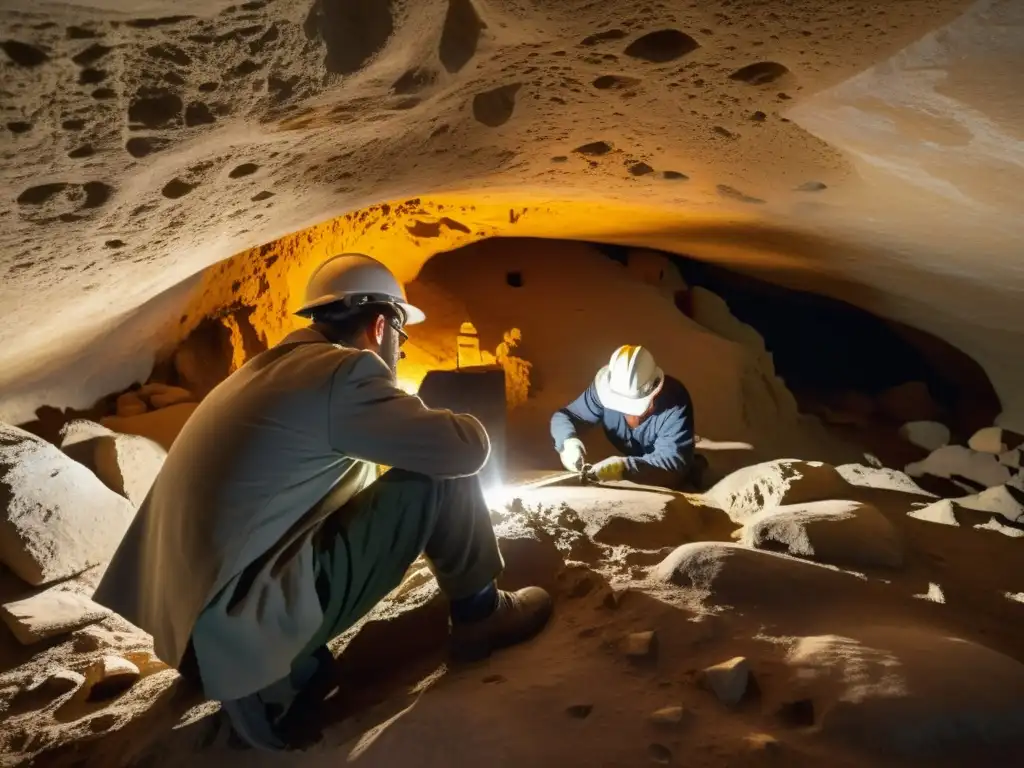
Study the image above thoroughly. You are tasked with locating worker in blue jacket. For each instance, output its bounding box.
[550,345,704,489]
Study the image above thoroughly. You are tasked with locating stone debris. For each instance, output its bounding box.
[623,630,658,659]
[1,588,111,645]
[700,656,750,706]
[0,422,137,585]
[899,421,951,452]
[648,705,688,725]
[707,459,851,522]
[93,432,166,507]
[968,427,1024,455]
[905,445,1011,490]
[908,499,959,527]
[83,655,141,702]
[60,419,166,506]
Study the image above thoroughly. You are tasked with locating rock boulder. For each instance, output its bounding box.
[0,423,136,585]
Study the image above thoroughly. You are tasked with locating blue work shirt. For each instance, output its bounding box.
[550,375,696,485]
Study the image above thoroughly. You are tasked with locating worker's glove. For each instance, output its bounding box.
[591,456,628,482]
[559,438,587,472]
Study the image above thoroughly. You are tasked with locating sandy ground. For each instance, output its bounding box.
[3,461,1024,768]
[7,0,1024,433]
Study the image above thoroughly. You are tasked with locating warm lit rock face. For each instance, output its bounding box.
[2,0,1022,430]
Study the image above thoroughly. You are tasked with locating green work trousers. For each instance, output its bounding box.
[298,468,505,658]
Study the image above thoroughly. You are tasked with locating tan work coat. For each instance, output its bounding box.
[93,329,488,701]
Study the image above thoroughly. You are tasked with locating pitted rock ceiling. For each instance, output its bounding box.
[1,0,1021,427]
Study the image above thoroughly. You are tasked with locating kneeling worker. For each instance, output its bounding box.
[550,345,703,489]
[94,253,552,751]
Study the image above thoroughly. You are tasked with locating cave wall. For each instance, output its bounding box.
[5,0,1022,433]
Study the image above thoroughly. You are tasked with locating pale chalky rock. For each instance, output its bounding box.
[898,421,951,452]
[740,500,904,569]
[954,484,1024,523]
[783,627,1024,757]
[968,426,1024,455]
[707,460,851,522]
[649,706,688,726]
[93,433,166,507]
[701,656,750,706]
[83,655,140,702]
[60,421,166,507]
[59,419,115,449]
[623,630,657,659]
[115,391,148,418]
[998,448,1022,469]
[836,464,935,497]
[101,402,199,451]
[905,445,1011,489]
[0,423,137,585]
[1,588,110,645]
[908,499,960,527]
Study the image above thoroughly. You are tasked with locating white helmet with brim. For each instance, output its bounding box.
[296,252,425,325]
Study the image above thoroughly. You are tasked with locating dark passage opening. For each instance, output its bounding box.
[590,242,1001,452]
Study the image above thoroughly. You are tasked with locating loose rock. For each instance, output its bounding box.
[700,656,750,706]
[968,426,1024,455]
[1,588,110,645]
[899,421,951,452]
[649,705,688,725]
[906,445,1011,490]
[623,630,658,659]
[707,460,851,522]
[61,420,166,506]
[0,423,137,585]
[739,500,904,569]
[83,655,141,702]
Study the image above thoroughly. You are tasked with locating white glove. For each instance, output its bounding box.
[559,438,586,472]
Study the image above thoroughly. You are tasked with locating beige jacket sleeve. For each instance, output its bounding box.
[328,349,491,478]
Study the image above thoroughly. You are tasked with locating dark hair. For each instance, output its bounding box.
[311,301,401,345]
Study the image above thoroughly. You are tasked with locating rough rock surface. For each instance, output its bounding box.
[0,0,1022,439]
[1,588,110,645]
[906,445,1012,490]
[707,459,852,522]
[0,457,1023,767]
[899,420,951,452]
[0,423,136,585]
[784,628,1024,757]
[61,422,166,507]
[739,499,904,569]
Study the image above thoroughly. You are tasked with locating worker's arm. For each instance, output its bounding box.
[550,382,604,451]
[328,350,490,478]
[624,403,696,485]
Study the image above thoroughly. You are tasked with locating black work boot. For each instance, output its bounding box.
[449,587,553,662]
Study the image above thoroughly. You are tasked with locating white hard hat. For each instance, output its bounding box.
[594,345,665,416]
[295,253,425,325]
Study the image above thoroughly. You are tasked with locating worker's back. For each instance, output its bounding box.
[94,329,371,676]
